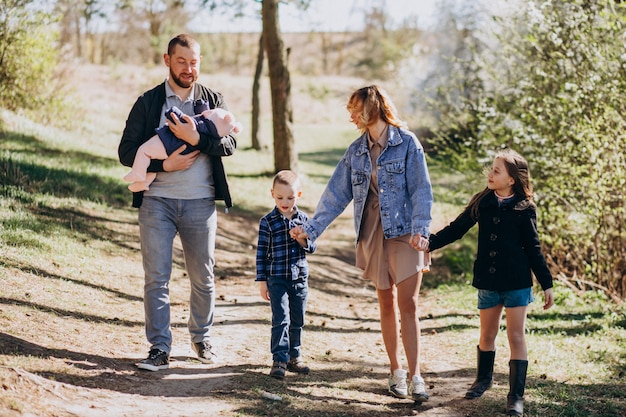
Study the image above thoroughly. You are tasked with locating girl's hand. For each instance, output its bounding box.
[543,288,554,310]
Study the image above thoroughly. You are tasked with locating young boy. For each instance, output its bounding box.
[255,170,317,379]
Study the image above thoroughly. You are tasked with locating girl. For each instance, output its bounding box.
[425,149,554,416]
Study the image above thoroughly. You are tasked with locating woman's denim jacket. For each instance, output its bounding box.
[303,126,433,245]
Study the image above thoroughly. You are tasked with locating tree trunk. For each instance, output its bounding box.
[262,0,297,173]
[251,34,266,151]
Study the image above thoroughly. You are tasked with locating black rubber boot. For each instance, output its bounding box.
[465,346,496,399]
[506,359,528,416]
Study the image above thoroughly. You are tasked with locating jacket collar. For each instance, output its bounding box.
[357,125,404,155]
[480,192,527,209]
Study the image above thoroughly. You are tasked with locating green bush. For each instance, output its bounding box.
[427,0,626,301]
[0,1,65,123]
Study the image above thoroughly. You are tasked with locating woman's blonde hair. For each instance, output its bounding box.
[346,85,407,133]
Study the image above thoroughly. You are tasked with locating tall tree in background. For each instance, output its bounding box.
[251,33,266,150]
[55,0,107,63]
[117,0,188,64]
[262,0,296,172]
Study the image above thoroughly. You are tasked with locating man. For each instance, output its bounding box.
[118,34,236,371]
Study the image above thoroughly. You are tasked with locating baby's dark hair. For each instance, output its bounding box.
[273,170,300,189]
[468,149,533,220]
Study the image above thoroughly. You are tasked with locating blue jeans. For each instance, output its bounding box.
[138,196,217,353]
[267,278,308,363]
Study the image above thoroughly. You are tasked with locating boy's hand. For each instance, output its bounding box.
[543,288,554,310]
[259,281,270,301]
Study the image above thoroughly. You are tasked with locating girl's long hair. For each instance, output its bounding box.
[468,149,534,220]
[346,85,407,134]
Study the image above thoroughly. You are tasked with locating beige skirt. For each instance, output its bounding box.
[355,196,430,291]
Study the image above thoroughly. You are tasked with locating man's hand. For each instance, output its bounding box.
[162,145,199,172]
[168,112,201,146]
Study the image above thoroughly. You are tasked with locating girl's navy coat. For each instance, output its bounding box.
[428,192,553,292]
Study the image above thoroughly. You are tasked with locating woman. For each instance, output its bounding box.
[293,85,433,401]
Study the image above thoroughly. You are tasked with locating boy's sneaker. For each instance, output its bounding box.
[388,368,408,398]
[410,375,429,402]
[192,340,217,364]
[287,357,310,374]
[136,349,169,371]
[269,361,287,379]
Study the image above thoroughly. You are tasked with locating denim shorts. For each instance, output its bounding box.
[477,288,535,309]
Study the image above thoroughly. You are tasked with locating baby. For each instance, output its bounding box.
[124,105,242,192]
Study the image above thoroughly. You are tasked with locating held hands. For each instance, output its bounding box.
[409,233,429,252]
[289,225,308,242]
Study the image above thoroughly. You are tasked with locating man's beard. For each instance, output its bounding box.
[170,70,196,89]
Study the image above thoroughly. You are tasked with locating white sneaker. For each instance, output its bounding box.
[409,375,429,402]
[388,369,408,398]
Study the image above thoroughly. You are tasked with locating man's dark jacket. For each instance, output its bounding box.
[118,82,236,208]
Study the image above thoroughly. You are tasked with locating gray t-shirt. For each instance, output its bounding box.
[144,79,215,200]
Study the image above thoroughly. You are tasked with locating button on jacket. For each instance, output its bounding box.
[428,193,553,291]
[303,126,432,245]
[256,207,317,282]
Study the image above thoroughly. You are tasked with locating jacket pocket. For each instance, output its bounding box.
[383,160,406,192]
[352,171,368,203]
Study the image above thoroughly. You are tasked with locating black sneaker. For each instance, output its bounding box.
[192,340,217,364]
[269,361,287,379]
[287,357,310,374]
[136,349,169,371]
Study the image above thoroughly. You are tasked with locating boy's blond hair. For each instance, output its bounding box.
[273,170,300,189]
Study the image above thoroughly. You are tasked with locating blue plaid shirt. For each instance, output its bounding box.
[256,206,316,282]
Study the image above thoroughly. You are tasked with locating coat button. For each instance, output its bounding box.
[489,250,497,257]
[493,217,500,224]
[489,267,496,273]
[490,233,497,241]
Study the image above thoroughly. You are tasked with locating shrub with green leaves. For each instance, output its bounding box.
[0,0,62,120]
[428,0,626,300]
